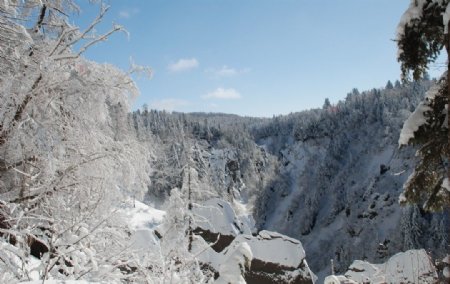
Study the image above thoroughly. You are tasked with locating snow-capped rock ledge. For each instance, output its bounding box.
[192,198,253,252]
[191,198,315,283]
[228,230,315,284]
[325,249,438,284]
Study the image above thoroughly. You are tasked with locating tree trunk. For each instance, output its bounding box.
[188,167,193,252]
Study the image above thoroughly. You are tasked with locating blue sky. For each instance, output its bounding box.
[75,0,446,117]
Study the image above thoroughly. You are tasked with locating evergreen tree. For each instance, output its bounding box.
[386,80,394,90]
[323,98,331,109]
[397,0,449,211]
[397,0,448,81]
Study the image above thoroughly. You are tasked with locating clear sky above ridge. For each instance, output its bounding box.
[76,0,446,117]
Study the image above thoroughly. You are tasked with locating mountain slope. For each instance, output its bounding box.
[132,79,448,281]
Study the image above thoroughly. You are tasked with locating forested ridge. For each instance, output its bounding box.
[131,78,448,280]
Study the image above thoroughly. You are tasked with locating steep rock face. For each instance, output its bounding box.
[256,131,428,277]
[260,139,447,280]
[251,82,449,280]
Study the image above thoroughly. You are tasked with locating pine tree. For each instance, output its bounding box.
[397,0,449,211]
[323,98,331,109]
[397,0,448,81]
[386,80,394,90]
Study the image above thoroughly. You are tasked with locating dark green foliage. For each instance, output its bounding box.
[397,0,448,81]
[323,98,331,109]
[396,0,449,211]
[386,80,394,90]
[400,77,449,211]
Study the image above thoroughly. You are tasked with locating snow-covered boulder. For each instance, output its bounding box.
[440,255,450,280]
[117,200,165,260]
[225,230,315,284]
[190,199,315,283]
[337,249,438,283]
[156,197,315,283]
[192,198,252,252]
[215,242,253,284]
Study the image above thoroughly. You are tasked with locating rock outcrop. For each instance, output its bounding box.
[228,230,315,284]
[192,199,315,283]
[192,198,252,252]
[325,249,438,284]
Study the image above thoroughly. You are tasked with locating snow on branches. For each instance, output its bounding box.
[0,0,151,281]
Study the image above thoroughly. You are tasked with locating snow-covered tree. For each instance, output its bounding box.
[386,80,394,90]
[155,188,213,283]
[323,98,331,109]
[397,0,448,81]
[397,0,449,211]
[0,0,151,281]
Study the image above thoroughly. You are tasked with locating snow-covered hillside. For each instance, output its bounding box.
[131,78,448,282]
[250,82,448,280]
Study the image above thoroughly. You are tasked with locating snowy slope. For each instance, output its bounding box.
[192,198,252,236]
[249,81,448,282]
[325,249,438,283]
[117,199,165,259]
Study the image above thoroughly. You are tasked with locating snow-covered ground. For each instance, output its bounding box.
[20,281,103,284]
[325,249,438,283]
[192,198,251,236]
[117,199,166,260]
[3,200,166,284]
